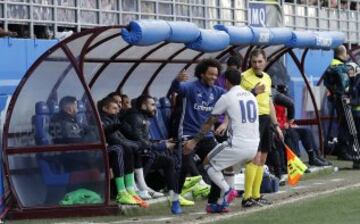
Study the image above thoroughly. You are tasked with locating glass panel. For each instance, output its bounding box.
[7,4,29,19]
[8,0,29,2]
[235,10,245,22]
[8,49,100,148]
[121,63,161,98]
[80,0,97,9]
[66,34,92,58]
[102,12,118,25]
[56,0,76,7]
[0,4,3,18]
[221,9,233,20]
[9,150,105,208]
[220,0,232,8]
[319,19,328,29]
[235,0,245,8]
[284,16,294,26]
[173,48,200,60]
[149,63,185,98]
[122,0,137,12]
[141,15,156,19]
[141,1,156,14]
[33,0,53,5]
[33,6,53,21]
[307,7,316,17]
[122,13,138,24]
[87,35,126,59]
[148,43,185,59]
[159,16,173,21]
[308,18,317,29]
[208,0,217,7]
[176,0,188,2]
[57,8,76,23]
[176,4,189,16]
[192,6,204,17]
[91,63,133,101]
[176,17,190,22]
[193,19,205,28]
[208,7,218,20]
[159,3,173,15]
[296,6,305,16]
[190,0,203,4]
[80,10,98,24]
[101,0,117,11]
[83,63,103,85]
[118,43,162,59]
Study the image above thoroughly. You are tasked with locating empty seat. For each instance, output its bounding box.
[33,101,51,145]
[159,97,172,129]
[149,100,168,140]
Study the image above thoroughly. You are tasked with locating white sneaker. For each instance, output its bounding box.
[148,190,164,198]
[138,190,152,200]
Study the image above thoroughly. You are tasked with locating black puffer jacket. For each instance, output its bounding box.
[121,109,167,152]
[100,111,141,150]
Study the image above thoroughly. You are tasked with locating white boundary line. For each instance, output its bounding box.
[193,182,360,224]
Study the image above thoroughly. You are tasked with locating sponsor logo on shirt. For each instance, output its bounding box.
[194,101,214,112]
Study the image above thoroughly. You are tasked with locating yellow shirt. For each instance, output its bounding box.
[241,68,272,115]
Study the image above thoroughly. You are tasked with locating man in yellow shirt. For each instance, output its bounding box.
[240,49,284,207]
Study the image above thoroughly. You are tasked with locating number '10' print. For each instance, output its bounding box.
[239,100,257,123]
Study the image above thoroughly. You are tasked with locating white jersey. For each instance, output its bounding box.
[211,85,260,148]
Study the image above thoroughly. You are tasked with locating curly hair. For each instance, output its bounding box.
[194,58,222,79]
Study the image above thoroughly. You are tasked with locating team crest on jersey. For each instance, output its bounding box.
[209,92,214,102]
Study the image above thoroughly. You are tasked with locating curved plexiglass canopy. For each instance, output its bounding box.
[1,21,345,217]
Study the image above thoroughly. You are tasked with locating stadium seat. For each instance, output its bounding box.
[149,99,168,140]
[33,101,52,145]
[48,101,59,115]
[159,97,171,129]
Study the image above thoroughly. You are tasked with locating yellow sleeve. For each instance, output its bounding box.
[240,75,253,91]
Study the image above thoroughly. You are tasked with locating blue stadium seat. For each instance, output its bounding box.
[149,99,168,140]
[159,97,171,129]
[48,101,59,115]
[32,101,52,145]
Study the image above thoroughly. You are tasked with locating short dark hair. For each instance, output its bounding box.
[101,97,118,110]
[59,96,76,111]
[227,56,242,69]
[250,49,267,61]
[121,94,129,99]
[194,58,222,79]
[224,68,241,86]
[106,92,121,99]
[136,95,154,110]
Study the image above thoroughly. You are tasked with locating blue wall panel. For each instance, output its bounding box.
[0,38,57,96]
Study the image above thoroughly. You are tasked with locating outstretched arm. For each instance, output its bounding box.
[183,115,218,155]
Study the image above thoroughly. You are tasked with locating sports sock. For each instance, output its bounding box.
[169,190,179,202]
[125,172,136,195]
[206,165,229,204]
[115,176,126,193]
[243,162,257,200]
[224,170,235,188]
[135,168,148,191]
[253,165,264,199]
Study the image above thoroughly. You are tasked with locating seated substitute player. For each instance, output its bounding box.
[185,68,259,212]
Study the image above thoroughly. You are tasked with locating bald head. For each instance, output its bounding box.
[334,45,348,61]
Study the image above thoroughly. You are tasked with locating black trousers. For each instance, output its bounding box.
[143,151,177,191]
[178,137,221,204]
[108,144,134,177]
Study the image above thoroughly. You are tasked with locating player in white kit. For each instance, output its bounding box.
[184,68,260,212]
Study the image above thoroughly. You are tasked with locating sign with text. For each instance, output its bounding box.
[248,2,283,27]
